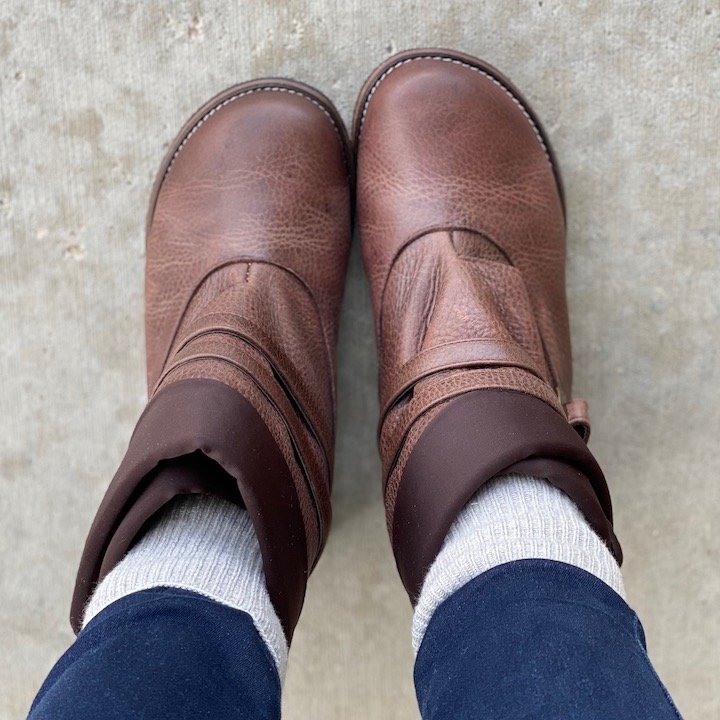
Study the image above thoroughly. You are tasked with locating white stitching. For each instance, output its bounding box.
[164,86,343,179]
[358,55,551,162]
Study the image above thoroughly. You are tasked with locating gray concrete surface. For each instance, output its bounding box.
[1,1,718,718]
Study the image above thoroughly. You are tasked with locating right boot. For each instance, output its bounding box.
[70,80,353,642]
[353,49,622,604]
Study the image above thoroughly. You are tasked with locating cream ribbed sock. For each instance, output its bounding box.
[412,473,624,652]
[82,494,288,678]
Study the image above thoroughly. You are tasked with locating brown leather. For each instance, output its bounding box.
[354,48,621,601]
[71,79,352,639]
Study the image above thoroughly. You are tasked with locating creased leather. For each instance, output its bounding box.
[72,82,352,639]
[355,50,620,600]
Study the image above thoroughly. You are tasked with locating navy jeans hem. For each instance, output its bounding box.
[414,559,683,720]
[29,587,281,720]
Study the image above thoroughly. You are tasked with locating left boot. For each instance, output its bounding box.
[354,48,621,602]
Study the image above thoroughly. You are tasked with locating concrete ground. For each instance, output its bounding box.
[1,2,718,718]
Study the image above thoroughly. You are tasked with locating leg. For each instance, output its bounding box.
[31,460,285,719]
[413,476,681,719]
[355,48,682,718]
[30,588,280,720]
[415,561,681,720]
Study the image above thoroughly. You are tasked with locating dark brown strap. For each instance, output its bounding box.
[71,378,309,641]
[392,389,621,603]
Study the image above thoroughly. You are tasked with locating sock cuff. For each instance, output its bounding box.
[412,474,624,653]
[82,495,289,679]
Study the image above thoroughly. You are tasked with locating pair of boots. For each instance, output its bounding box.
[71,48,621,647]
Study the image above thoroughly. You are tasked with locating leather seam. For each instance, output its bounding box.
[166,324,332,459]
[450,229,513,265]
[377,225,515,347]
[376,227,558,398]
[155,258,336,404]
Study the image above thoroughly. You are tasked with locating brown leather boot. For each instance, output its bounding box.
[71,80,352,640]
[354,49,621,602]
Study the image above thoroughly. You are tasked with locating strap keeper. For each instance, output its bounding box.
[564,398,591,442]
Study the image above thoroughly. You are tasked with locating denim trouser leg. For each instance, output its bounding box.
[415,559,683,720]
[29,562,684,719]
[28,587,281,720]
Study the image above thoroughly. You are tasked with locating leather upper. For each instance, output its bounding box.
[72,82,352,637]
[358,54,581,469]
[147,88,350,404]
[355,51,616,588]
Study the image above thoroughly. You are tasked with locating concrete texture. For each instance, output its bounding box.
[1,1,718,718]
